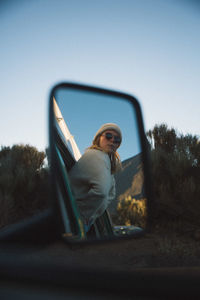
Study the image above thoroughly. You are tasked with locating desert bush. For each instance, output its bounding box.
[0,144,49,228]
[114,196,147,227]
[147,124,200,231]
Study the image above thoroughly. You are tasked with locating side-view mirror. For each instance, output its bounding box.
[49,82,151,243]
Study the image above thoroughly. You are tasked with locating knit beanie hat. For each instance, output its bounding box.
[93,123,122,143]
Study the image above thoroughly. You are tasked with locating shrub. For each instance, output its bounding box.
[0,144,49,228]
[114,196,147,228]
[147,124,200,232]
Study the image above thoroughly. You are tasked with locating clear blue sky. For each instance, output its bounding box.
[1,0,200,153]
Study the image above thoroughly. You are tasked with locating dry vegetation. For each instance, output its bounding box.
[147,124,200,264]
[0,144,49,228]
[147,124,200,232]
[0,124,200,267]
[115,196,147,228]
[112,124,200,265]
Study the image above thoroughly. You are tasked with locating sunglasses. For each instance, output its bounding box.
[102,132,121,144]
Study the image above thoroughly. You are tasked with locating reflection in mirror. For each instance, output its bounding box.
[51,86,147,241]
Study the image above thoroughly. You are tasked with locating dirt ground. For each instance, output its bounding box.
[31,231,200,272]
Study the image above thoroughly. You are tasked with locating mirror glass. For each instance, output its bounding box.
[51,85,147,241]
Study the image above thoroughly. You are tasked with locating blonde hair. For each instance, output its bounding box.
[88,135,121,174]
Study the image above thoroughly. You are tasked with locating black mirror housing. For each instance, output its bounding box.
[48,82,152,244]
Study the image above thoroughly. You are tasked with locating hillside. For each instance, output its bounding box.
[108,153,145,214]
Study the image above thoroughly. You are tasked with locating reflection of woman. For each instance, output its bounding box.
[69,123,122,232]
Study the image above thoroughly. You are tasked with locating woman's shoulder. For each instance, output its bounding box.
[70,148,111,175]
[77,149,110,167]
[84,148,108,160]
[70,149,102,173]
[85,148,103,155]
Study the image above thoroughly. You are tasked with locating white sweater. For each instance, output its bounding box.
[69,149,115,225]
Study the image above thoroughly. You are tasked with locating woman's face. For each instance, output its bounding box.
[99,130,121,153]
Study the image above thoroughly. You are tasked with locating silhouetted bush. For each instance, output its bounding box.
[0,144,49,228]
[147,124,200,232]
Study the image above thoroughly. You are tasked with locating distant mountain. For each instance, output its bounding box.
[108,153,145,214]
